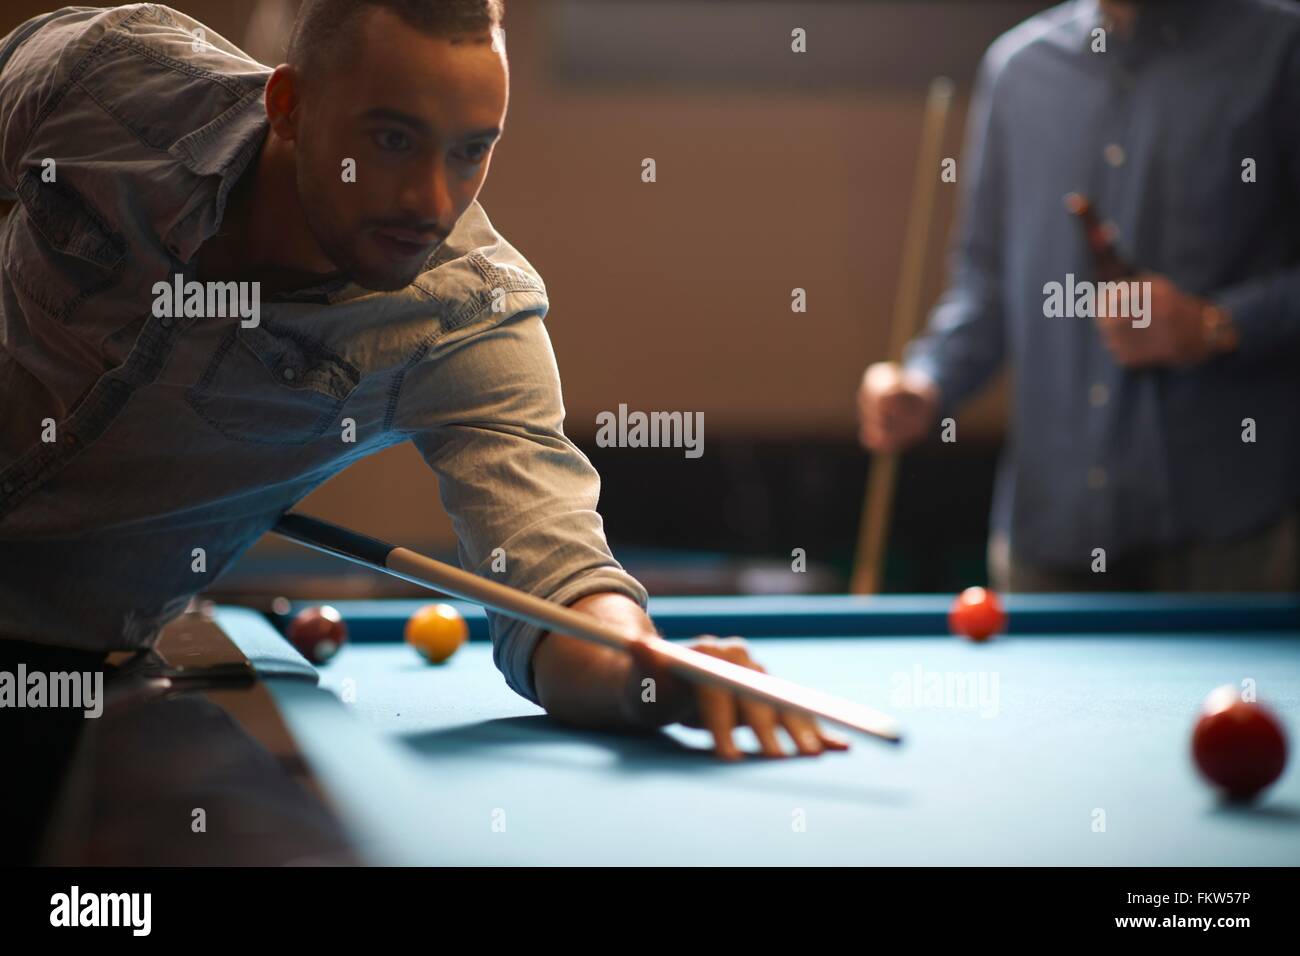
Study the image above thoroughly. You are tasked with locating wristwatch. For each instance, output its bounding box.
[1201,302,1240,355]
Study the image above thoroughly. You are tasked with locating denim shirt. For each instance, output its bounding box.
[0,5,647,704]
[905,0,1300,570]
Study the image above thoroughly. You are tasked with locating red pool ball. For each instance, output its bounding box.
[287,605,348,664]
[948,587,1006,642]
[1192,686,1288,802]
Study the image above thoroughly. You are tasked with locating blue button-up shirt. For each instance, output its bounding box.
[905,0,1300,571]
[0,5,647,703]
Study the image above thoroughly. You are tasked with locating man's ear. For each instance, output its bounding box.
[264,65,301,141]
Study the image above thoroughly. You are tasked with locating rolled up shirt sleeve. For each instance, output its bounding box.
[903,51,1009,415]
[396,304,647,705]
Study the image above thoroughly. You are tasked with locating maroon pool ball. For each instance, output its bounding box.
[287,605,348,664]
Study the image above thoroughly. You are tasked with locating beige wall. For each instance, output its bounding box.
[490,1,1012,436]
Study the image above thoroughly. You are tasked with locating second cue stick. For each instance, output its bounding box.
[850,76,955,595]
[272,512,903,744]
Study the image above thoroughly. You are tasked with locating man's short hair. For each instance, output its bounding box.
[286,0,505,81]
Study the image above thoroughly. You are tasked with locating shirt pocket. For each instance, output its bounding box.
[9,171,127,323]
[186,322,361,445]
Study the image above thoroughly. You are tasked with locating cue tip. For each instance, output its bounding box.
[866,724,904,746]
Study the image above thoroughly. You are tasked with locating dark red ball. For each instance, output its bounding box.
[948,587,1007,642]
[1192,687,1288,802]
[287,605,348,664]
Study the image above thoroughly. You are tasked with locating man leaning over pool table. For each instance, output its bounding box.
[0,0,848,859]
[857,0,1300,592]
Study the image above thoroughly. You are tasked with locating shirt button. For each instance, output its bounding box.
[1089,384,1110,407]
[160,316,173,329]
[1087,466,1108,490]
[1104,143,1126,168]
[282,368,297,382]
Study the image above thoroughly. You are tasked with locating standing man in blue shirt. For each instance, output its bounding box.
[858,0,1300,591]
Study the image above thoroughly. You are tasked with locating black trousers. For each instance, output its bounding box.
[0,639,108,865]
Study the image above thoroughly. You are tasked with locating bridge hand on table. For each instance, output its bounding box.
[624,635,852,760]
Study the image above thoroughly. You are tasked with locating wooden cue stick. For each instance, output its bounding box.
[272,512,903,744]
[850,76,955,596]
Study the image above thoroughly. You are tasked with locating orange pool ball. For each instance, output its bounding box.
[405,603,468,664]
[948,587,1007,642]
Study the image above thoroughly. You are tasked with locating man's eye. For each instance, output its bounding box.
[456,143,491,164]
[373,130,411,152]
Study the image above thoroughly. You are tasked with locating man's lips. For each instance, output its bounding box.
[372,227,441,258]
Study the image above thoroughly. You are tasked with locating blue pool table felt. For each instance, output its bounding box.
[218,598,1300,865]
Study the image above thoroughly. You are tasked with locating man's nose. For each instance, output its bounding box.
[401,160,455,226]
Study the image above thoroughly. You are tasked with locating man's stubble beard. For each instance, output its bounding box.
[295,157,424,293]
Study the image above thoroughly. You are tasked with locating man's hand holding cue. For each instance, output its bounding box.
[271,513,892,756]
[533,592,850,760]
